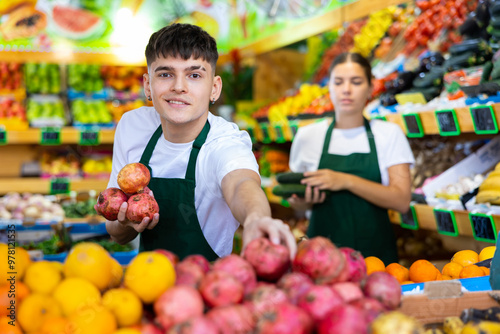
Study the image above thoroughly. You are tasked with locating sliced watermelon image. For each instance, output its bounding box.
[49,5,106,41]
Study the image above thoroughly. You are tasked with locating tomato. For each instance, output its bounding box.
[416,0,430,11]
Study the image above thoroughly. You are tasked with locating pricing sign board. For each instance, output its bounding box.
[50,178,70,195]
[470,105,499,135]
[469,213,497,243]
[41,127,61,145]
[274,125,286,143]
[0,128,6,145]
[400,205,418,230]
[246,127,255,143]
[79,129,100,146]
[435,109,460,136]
[289,121,299,139]
[434,209,458,237]
[260,123,271,143]
[403,113,424,138]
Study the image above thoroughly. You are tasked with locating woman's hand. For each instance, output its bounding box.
[302,169,351,192]
[287,184,326,208]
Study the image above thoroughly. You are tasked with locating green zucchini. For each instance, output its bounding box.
[272,184,307,198]
[276,172,305,184]
[481,61,494,83]
[490,64,500,80]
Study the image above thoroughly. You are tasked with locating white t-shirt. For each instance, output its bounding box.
[289,119,415,185]
[108,107,259,257]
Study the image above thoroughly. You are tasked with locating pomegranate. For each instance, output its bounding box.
[117,162,151,194]
[339,247,367,282]
[154,286,204,331]
[206,304,256,334]
[349,297,386,322]
[245,284,289,316]
[297,285,344,321]
[95,187,128,220]
[254,302,313,334]
[175,261,205,289]
[166,316,219,334]
[330,282,364,303]
[126,192,159,223]
[138,185,152,194]
[154,249,179,266]
[213,254,257,296]
[317,304,369,334]
[140,323,164,334]
[182,254,211,273]
[199,269,244,308]
[243,237,291,282]
[277,272,314,305]
[292,237,346,284]
[362,271,401,310]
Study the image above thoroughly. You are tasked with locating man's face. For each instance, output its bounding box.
[143,55,221,127]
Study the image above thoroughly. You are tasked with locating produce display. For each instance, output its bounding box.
[476,163,500,206]
[0,62,23,91]
[26,96,66,127]
[40,150,80,178]
[67,64,104,93]
[71,99,113,125]
[100,65,145,94]
[0,192,64,221]
[24,63,61,95]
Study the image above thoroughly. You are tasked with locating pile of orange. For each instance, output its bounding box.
[0,242,176,334]
[369,245,496,285]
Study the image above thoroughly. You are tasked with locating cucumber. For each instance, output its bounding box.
[449,39,488,56]
[443,51,478,71]
[413,69,445,88]
[276,172,305,184]
[481,61,494,83]
[272,184,307,198]
[490,16,500,30]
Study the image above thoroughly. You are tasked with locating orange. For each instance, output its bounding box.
[69,305,117,334]
[460,265,485,279]
[451,250,479,267]
[441,275,452,280]
[24,260,62,295]
[479,246,496,262]
[441,262,463,279]
[124,252,175,304]
[480,267,490,276]
[0,316,22,334]
[17,293,62,333]
[385,263,409,283]
[64,242,113,291]
[0,281,30,317]
[0,244,32,282]
[435,271,443,280]
[113,329,142,334]
[401,281,415,285]
[365,256,386,275]
[409,259,439,283]
[39,315,74,334]
[53,277,102,316]
[102,288,143,327]
[109,257,124,289]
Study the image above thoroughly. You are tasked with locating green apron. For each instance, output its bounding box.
[138,121,219,261]
[307,117,398,265]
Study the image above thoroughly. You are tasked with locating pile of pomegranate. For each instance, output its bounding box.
[150,236,401,334]
[96,162,159,222]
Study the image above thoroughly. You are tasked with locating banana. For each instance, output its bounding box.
[443,316,464,334]
[475,190,500,204]
[478,176,500,192]
[461,320,500,334]
[461,307,500,323]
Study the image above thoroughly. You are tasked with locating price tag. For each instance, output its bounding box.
[469,213,497,243]
[289,121,299,138]
[395,92,427,105]
[50,178,70,195]
[435,109,460,136]
[403,113,424,138]
[0,128,6,145]
[400,205,418,230]
[274,125,285,143]
[79,129,100,146]
[434,209,458,237]
[470,105,499,135]
[260,124,271,144]
[371,115,387,121]
[41,127,61,145]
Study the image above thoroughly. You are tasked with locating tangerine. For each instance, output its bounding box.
[124,252,175,304]
[69,304,117,334]
[365,256,386,275]
[17,293,62,333]
[401,281,415,285]
[0,316,22,334]
[459,265,485,279]
[0,281,30,317]
[385,263,409,283]
[39,315,74,334]
[479,246,496,262]
[109,257,124,289]
[53,277,101,316]
[102,288,143,327]
[409,259,439,283]
[451,250,479,267]
[480,267,490,276]
[24,260,62,295]
[0,245,32,282]
[441,275,452,280]
[441,262,463,279]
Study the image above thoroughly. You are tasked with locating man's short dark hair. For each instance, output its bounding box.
[145,23,218,72]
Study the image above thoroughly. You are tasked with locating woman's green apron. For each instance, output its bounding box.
[308,117,398,265]
[138,121,219,261]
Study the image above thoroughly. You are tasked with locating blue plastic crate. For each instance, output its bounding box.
[402,275,492,295]
[43,249,138,265]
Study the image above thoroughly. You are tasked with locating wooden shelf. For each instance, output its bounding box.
[0,178,108,195]
[2,127,115,145]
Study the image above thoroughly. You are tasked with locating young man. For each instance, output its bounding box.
[105,23,296,261]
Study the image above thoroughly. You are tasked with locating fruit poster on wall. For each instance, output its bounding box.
[0,0,357,62]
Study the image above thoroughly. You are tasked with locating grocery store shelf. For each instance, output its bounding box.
[0,178,108,195]
[3,127,115,144]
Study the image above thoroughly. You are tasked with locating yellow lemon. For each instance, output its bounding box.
[103,288,143,327]
[109,257,124,289]
[479,246,496,262]
[69,304,117,334]
[24,260,62,295]
[18,293,61,333]
[53,277,101,316]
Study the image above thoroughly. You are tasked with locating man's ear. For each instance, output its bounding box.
[143,72,151,98]
[212,75,222,101]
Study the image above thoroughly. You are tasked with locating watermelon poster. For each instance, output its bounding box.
[0,0,356,62]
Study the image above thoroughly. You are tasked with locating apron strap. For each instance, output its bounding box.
[185,120,211,182]
[321,116,336,155]
[139,124,163,175]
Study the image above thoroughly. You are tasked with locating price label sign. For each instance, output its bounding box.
[469,213,497,243]
[435,109,460,136]
[41,127,61,145]
[0,128,6,145]
[260,124,271,144]
[400,205,418,230]
[289,121,299,138]
[434,209,458,237]
[274,125,285,143]
[470,105,499,135]
[79,129,100,146]
[403,113,424,138]
[50,178,70,195]
[246,127,255,143]
[371,115,387,121]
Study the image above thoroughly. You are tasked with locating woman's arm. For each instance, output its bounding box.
[302,163,412,213]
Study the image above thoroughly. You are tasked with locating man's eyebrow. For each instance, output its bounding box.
[154,65,207,72]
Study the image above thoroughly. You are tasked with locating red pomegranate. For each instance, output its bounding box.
[166,315,219,334]
[95,187,128,220]
[330,282,364,303]
[182,254,211,273]
[254,302,313,334]
[243,237,291,282]
[277,272,314,305]
[175,261,205,289]
[117,162,151,194]
[154,249,179,266]
[206,304,256,334]
[317,304,369,334]
[154,286,204,331]
[126,192,159,223]
[199,270,244,308]
[297,285,344,322]
[362,271,401,310]
[349,297,386,322]
[339,247,367,283]
[292,237,346,284]
[213,254,257,296]
[244,284,289,316]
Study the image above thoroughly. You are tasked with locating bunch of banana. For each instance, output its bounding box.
[443,316,464,334]
[476,163,500,205]
[461,320,500,334]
